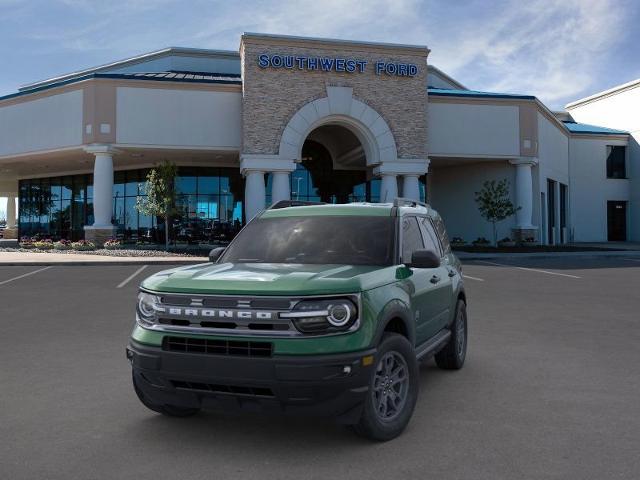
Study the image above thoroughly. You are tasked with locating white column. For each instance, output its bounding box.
[91,151,115,227]
[6,195,16,229]
[379,174,398,203]
[402,175,420,202]
[244,170,266,221]
[510,158,537,229]
[271,171,290,204]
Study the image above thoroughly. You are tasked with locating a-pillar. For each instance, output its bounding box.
[509,157,539,242]
[84,145,117,246]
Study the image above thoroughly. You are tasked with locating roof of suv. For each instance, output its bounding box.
[260,202,432,218]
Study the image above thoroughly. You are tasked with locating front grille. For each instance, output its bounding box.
[162,336,273,357]
[171,380,274,397]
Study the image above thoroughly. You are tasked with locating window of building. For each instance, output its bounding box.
[606,146,626,179]
[401,216,424,263]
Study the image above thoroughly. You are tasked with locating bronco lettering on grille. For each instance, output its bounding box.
[157,307,274,320]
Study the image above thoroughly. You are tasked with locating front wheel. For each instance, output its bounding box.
[435,299,467,370]
[351,333,419,441]
[132,372,200,417]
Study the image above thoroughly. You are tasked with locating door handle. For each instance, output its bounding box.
[430,275,441,284]
[448,269,456,277]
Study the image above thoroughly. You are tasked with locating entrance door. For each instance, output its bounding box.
[607,201,627,241]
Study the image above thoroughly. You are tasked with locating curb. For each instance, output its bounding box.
[0,259,207,266]
[457,251,640,261]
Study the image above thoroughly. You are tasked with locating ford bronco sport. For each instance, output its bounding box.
[127,199,467,441]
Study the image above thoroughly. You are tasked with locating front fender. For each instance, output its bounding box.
[363,283,415,348]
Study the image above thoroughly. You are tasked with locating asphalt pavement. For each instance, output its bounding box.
[1,257,639,480]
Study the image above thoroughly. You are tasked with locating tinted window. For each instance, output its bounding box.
[401,217,424,263]
[606,146,626,179]
[221,216,395,266]
[418,217,442,256]
[432,215,451,254]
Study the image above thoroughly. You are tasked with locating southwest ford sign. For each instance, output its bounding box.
[257,54,418,77]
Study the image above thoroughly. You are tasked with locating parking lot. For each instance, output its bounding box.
[1,257,639,480]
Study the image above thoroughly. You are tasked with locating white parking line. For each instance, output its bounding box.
[0,266,52,286]
[463,274,485,282]
[476,260,581,279]
[117,265,148,289]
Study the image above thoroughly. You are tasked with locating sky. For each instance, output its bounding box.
[0,0,639,106]
[0,0,638,218]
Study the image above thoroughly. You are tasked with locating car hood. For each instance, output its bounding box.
[141,262,399,295]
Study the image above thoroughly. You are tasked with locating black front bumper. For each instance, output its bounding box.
[127,340,376,423]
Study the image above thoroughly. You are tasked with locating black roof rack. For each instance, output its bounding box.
[269,200,327,209]
[393,198,430,209]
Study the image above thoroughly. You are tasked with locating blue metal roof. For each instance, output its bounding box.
[562,121,628,135]
[0,71,242,102]
[428,87,535,100]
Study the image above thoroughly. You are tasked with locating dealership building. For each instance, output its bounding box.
[0,33,637,245]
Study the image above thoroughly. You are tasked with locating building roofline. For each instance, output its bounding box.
[428,88,535,100]
[427,65,467,90]
[19,47,240,92]
[565,78,640,109]
[2,72,241,104]
[241,32,430,55]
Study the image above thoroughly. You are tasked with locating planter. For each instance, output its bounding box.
[498,241,516,247]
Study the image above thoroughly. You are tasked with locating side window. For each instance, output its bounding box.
[418,217,442,256]
[432,216,451,254]
[402,217,424,263]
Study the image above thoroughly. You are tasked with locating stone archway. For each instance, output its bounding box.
[278,86,398,166]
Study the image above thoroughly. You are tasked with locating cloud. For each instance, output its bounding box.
[1,0,636,108]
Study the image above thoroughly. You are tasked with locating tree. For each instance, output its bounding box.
[474,179,520,246]
[136,161,178,251]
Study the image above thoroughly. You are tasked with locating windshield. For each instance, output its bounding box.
[220,215,395,266]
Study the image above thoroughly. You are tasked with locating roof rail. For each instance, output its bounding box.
[393,197,430,209]
[269,200,327,209]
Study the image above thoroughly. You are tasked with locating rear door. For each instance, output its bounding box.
[400,216,448,345]
[417,216,453,338]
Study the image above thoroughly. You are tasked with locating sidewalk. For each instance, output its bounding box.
[0,251,208,266]
[456,249,640,261]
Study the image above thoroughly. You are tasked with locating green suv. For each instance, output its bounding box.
[127,199,467,441]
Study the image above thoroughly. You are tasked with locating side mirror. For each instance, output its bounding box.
[208,247,226,263]
[407,249,440,269]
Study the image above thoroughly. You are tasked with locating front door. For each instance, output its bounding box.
[607,201,627,241]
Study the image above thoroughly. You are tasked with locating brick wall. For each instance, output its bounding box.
[240,36,429,160]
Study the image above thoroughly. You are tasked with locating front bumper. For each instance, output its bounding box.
[127,340,376,423]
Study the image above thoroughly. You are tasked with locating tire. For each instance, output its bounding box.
[132,372,200,418]
[435,299,467,370]
[351,333,419,441]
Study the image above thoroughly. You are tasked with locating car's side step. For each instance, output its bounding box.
[415,329,451,360]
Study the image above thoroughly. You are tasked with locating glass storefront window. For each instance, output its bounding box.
[18,166,245,244]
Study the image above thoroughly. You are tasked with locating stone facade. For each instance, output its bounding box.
[84,227,116,247]
[240,34,429,161]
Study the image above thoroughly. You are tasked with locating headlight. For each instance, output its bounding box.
[282,297,358,334]
[136,291,160,326]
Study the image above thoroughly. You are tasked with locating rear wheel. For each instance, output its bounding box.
[132,372,200,417]
[435,299,467,370]
[351,333,419,441]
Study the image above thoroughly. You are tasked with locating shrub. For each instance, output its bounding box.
[54,239,72,250]
[20,236,35,249]
[450,236,466,245]
[71,240,96,251]
[33,239,54,250]
[472,237,491,246]
[103,238,122,250]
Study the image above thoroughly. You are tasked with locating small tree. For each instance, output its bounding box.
[136,161,178,251]
[474,179,519,246]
